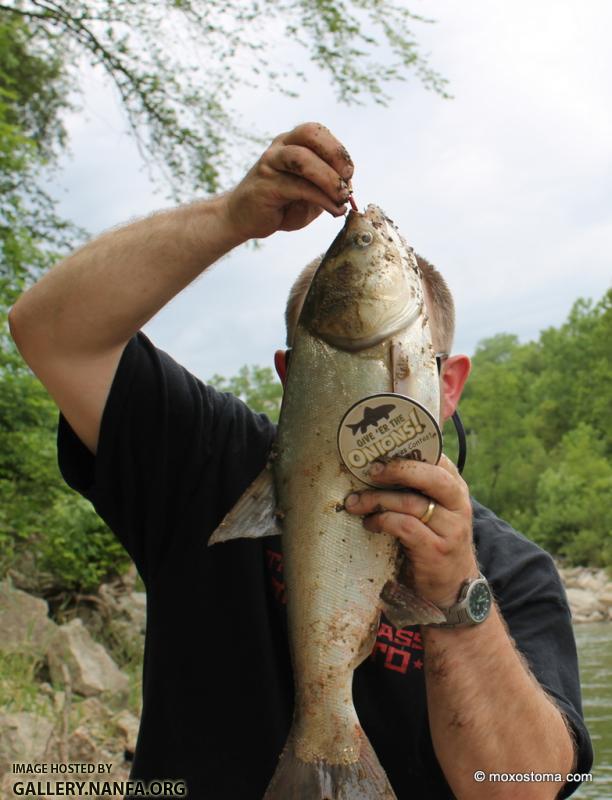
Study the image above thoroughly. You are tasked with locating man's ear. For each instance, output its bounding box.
[441,355,471,421]
[274,350,288,387]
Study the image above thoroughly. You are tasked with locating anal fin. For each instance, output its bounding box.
[380,579,446,627]
[208,466,281,545]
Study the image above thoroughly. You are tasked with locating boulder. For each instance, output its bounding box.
[69,726,98,762]
[598,587,612,610]
[113,709,140,755]
[47,618,129,698]
[0,580,56,655]
[565,587,605,622]
[575,570,608,593]
[116,592,146,633]
[0,711,54,774]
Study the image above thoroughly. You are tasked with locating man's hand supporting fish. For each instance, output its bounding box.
[345,456,477,609]
[343,455,575,798]
[10,122,588,799]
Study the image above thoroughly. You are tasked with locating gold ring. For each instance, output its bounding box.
[419,499,436,525]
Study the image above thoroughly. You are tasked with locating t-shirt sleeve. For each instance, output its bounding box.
[473,502,593,796]
[57,332,276,584]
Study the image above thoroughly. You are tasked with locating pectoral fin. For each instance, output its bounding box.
[380,579,446,627]
[208,466,281,545]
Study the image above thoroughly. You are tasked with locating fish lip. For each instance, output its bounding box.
[346,204,386,224]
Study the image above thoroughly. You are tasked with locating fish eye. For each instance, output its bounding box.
[354,231,373,248]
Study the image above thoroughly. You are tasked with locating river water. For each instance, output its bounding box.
[573,623,612,798]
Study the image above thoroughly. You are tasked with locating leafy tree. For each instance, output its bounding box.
[0,15,125,591]
[0,13,77,309]
[457,294,612,568]
[0,0,448,196]
[528,292,612,454]
[527,423,612,567]
[209,365,283,422]
[459,334,548,524]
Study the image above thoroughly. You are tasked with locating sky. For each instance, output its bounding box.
[50,0,612,381]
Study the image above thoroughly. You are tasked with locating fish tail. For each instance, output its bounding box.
[263,728,397,800]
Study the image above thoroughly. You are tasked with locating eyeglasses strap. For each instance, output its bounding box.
[452,409,467,475]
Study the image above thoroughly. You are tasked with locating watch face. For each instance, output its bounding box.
[468,582,492,622]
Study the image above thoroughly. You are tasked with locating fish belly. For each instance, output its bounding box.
[276,328,398,764]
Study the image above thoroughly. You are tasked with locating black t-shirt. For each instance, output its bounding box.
[58,333,592,799]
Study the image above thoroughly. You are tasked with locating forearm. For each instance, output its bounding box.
[10,195,240,360]
[422,606,575,799]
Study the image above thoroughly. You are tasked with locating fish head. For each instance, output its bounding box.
[299,205,424,351]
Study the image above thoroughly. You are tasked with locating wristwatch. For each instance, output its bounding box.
[433,573,493,628]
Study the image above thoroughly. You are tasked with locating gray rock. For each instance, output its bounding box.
[598,587,612,610]
[0,711,54,774]
[575,571,608,593]
[0,580,56,655]
[116,592,146,633]
[47,618,129,698]
[113,709,140,755]
[565,587,605,622]
[69,726,98,762]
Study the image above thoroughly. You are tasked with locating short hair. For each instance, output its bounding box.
[285,253,455,352]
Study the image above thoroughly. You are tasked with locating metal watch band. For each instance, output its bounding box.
[430,573,492,628]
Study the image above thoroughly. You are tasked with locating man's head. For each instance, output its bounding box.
[275,253,470,421]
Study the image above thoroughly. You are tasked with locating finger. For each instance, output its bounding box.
[367,459,466,512]
[362,510,448,553]
[345,489,449,532]
[264,170,348,218]
[280,200,325,232]
[267,144,351,206]
[282,122,354,181]
[437,453,461,479]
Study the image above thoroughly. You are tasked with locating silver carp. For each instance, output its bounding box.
[210,205,445,799]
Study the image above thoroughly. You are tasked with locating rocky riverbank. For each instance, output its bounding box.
[1,564,610,796]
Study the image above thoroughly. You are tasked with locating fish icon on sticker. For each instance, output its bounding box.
[345,403,396,435]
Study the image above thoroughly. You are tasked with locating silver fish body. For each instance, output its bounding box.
[211,205,444,799]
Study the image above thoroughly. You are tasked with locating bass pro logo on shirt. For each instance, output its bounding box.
[337,393,442,487]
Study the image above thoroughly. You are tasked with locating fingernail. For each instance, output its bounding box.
[345,493,360,508]
[369,462,384,476]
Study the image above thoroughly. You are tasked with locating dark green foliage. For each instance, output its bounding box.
[529,423,612,568]
[209,365,283,422]
[0,332,129,590]
[0,14,80,310]
[460,290,612,568]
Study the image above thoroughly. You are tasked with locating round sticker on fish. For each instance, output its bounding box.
[337,393,442,487]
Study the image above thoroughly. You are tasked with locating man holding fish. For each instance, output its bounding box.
[9,123,592,798]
